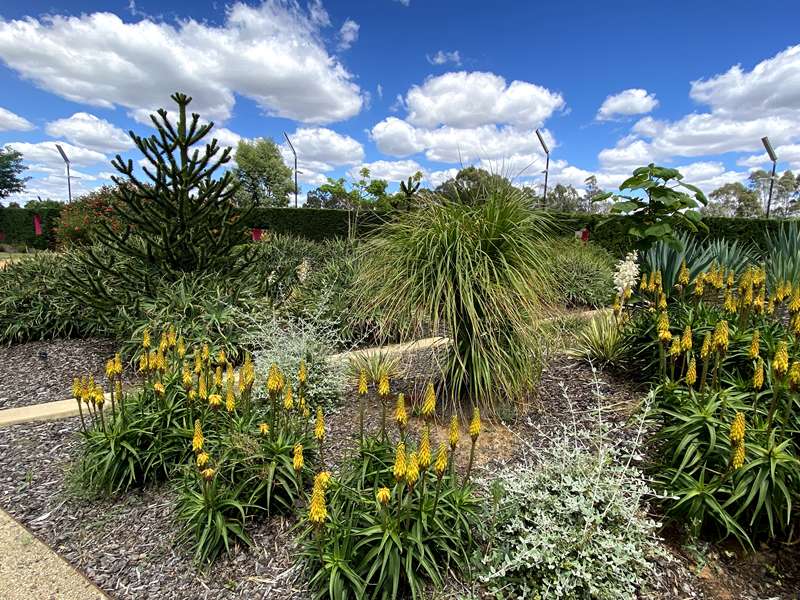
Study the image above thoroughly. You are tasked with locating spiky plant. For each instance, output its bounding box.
[355,185,555,415]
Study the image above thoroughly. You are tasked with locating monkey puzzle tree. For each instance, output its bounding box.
[67,93,255,315]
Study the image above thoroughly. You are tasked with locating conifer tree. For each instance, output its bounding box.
[67,93,255,317]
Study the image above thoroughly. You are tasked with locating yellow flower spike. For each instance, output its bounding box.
[773,341,789,379]
[308,481,327,525]
[113,353,122,377]
[713,320,729,353]
[730,412,745,444]
[419,427,431,469]
[315,471,332,490]
[201,343,210,363]
[217,349,226,366]
[214,366,223,388]
[259,422,270,436]
[208,393,222,409]
[138,353,148,373]
[194,352,202,375]
[749,331,761,360]
[669,338,681,358]
[267,363,283,394]
[422,382,436,419]
[192,420,204,453]
[647,271,656,293]
[377,372,390,397]
[201,467,215,481]
[448,415,460,450]
[298,360,307,385]
[154,382,165,396]
[693,276,705,297]
[72,377,81,400]
[405,452,420,488]
[657,311,672,343]
[182,364,192,388]
[789,361,800,392]
[681,325,693,353]
[196,452,210,468]
[731,442,746,470]
[357,369,368,395]
[177,337,186,359]
[225,384,236,412]
[105,359,115,380]
[93,387,105,406]
[142,327,151,350]
[686,356,697,386]
[376,487,391,506]
[198,376,208,401]
[790,289,800,314]
[657,292,667,311]
[654,270,662,290]
[792,314,800,337]
[293,444,304,472]
[700,332,712,360]
[723,290,736,313]
[753,358,765,390]
[283,385,294,411]
[393,442,407,482]
[394,393,408,430]
[303,405,310,419]
[639,273,648,292]
[469,407,481,441]
[434,443,448,478]
[315,407,325,441]
[726,270,735,288]
[677,261,690,287]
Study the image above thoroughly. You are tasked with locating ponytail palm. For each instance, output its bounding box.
[356,188,555,415]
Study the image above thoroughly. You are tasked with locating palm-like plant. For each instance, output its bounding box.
[355,186,555,415]
[765,220,800,289]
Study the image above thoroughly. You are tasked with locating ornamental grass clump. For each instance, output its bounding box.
[355,186,555,416]
[298,372,481,599]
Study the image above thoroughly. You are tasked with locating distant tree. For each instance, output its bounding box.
[305,168,393,210]
[547,183,583,212]
[6,201,21,208]
[435,167,516,202]
[233,138,294,207]
[748,169,800,216]
[704,182,762,218]
[24,198,63,210]
[0,146,28,200]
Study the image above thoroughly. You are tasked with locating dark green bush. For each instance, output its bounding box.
[545,239,615,308]
[0,207,60,249]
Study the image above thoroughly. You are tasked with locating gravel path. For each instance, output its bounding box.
[0,338,138,410]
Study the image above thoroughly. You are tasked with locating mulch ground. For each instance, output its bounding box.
[0,338,139,410]
[0,353,799,599]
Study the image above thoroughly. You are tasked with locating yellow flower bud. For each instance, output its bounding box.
[469,407,481,441]
[421,382,436,418]
[448,415,460,450]
[315,407,325,441]
[393,442,407,482]
[419,427,431,469]
[293,444,304,472]
[394,393,408,430]
[376,487,391,506]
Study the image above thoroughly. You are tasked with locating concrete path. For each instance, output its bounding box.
[0,509,108,600]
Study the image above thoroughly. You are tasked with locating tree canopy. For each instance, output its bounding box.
[233,138,295,207]
[0,146,28,201]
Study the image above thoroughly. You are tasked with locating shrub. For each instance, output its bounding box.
[545,239,614,308]
[479,432,663,599]
[568,311,632,369]
[298,389,482,599]
[356,187,556,415]
[53,186,123,247]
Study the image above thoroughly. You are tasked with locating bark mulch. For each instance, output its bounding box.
[0,338,139,410]
[0,356,798,598]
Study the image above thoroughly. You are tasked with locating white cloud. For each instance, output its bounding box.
[211,127,243,151]
[280,127,364,184]
[596,88,658,120]
[0,2,363,125]
[349,159,423,182]
[0,107,34,131]
[8,141,107,169]
[370,117,425,156]
[426,50,461,66]
[738,144,800,170]
[405,71,564,129]
[45,112,133,154]
[337,19,359,51]
[376,84,383,99]
[690,45,800,120]
[394,0,411,6]
[427,168,459,187]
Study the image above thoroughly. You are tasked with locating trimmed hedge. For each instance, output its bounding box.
[0,207,61,249]
[0,206,792,254]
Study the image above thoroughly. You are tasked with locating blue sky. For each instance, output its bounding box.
[1,0,800,205]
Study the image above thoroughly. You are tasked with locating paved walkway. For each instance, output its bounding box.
[0,510,107,600]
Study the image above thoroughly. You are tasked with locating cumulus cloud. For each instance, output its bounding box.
[596,88,658,120]
[349,159,423,182]
[0,106,34,131]
[426,50,461,66]
[337,19,359,51]
[45,112,133,154]
[405,71,564,129]
[280,127,364,184]
[0,2,363,125]
[8,141,106,169]
[738,143,800,170]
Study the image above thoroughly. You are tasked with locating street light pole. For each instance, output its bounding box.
[535,129,550,206]
[55,144,72,203]
[283,132,298,208]
[761,136,778,218]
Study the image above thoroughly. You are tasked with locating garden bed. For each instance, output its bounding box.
[0,338,139,410]
[0,357,797,599]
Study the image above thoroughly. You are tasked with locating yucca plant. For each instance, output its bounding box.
[355,186,555,415]
[568,311,632,369]
[765,220,800,290]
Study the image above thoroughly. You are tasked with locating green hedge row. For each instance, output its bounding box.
[0,206,790,254]
[0,208,61,249]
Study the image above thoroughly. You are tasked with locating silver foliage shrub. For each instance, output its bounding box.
[479,431,663,599]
